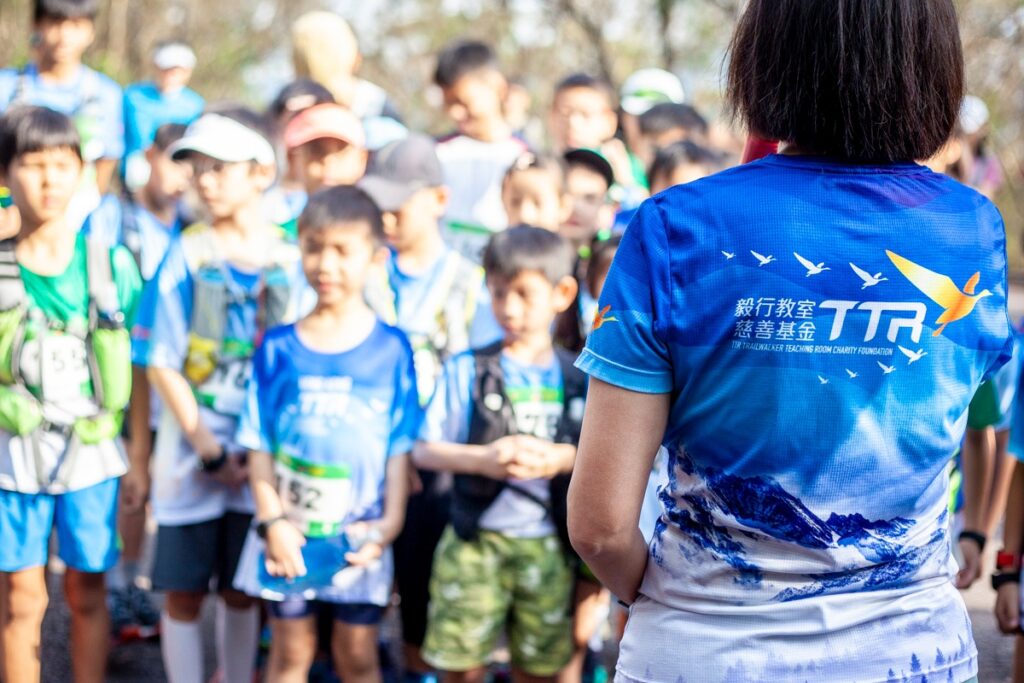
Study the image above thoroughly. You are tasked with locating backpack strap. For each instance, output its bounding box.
[85,235,120,322]
[0,239,24,306]
[119,196,143,272]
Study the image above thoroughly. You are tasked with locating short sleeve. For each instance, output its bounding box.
[144,238,193,370]
[236,340,275,453]
[387,337,423,457]
[575,200,673,393]
[0,70,16,112]
[122,87,144,160]
[418,353,475,444]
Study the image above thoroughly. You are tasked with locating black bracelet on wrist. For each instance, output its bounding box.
[959,530,987,553]
[196,446,228,473]
[256,514,288,540]
[992,572,1021,591]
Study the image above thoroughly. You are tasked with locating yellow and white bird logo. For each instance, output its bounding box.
[886,250,992,337]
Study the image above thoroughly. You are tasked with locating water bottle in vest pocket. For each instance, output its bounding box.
[0,384,43,436]
[89,324,132,412]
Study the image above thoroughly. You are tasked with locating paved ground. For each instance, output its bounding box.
[32,568,1017,682]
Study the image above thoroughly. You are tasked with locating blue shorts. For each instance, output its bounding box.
[0,478,120,573]
[266,597,384,625]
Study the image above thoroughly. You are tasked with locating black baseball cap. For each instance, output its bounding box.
[563,148,615,190]
[358,134,444,212]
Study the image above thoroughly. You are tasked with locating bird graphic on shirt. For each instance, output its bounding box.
[849,263,888,289]
[751,251,776,266]
[846,369,858,379]
[877,361,896,375]
[886,250,992,337]
[794,253,830,276]
[592,305,617,331]
[722,251,736,260]
[817,375,829,385]
[898,346,928,364]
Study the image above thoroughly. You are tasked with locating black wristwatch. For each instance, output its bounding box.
[992,571,1021,591]
[959,530,987,553]
[196,446,228,473]
[256,515,288,540]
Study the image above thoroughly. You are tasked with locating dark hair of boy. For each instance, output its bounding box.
[639,103,708,139]
[34,0,98,22]
[433,40,500,89]
[553,233,621,353]
[726,0,963,162]
[564,149,614,192]
[647,140,721,185]
[152,122,188,153]
[203,103,275,148]
[298,184,385,243]
[553,73,617,110]
[0,105,82,172]
[504,152,565,188]
[268,80,336,122]
[483,224,575,286]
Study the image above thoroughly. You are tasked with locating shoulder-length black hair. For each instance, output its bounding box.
[0,105,82,172]
[726,0,963,163]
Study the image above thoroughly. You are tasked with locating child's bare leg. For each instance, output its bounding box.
[331,621,382,683]
[64,569,109,683]
[0,567,47,682]
[266,616,317,683]
[1015,635,1024,683]
[558,580,608,683]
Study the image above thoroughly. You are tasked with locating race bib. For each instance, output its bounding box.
[19,333,91,406]
[508,385,563,440]
[195,357,249,417]
[276,452,353,538]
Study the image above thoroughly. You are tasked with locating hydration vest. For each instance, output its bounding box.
[0,237,131,474]
[178,224,296,414]
[365,250,482,405]
[450,342,586,552]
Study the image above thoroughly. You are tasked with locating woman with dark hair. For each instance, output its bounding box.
[567,2,1011,682]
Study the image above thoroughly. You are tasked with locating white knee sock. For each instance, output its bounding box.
[161,613,204,683]
[215,599,259,683]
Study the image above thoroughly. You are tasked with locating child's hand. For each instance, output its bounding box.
[509,437,570,480]
[264,520,307,578]
[995,581,1021,634]
[478,435,522,479]
[120,463,151,514]
[344,521,384,567]
[954,537,983,589]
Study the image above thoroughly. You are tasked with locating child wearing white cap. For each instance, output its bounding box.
[122,40,205,190]
[136,110,304,683]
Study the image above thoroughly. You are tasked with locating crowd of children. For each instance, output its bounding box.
[0,0,1021,682]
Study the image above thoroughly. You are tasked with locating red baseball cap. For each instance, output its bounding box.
[283,103,365,151]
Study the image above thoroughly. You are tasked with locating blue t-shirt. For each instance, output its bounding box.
[578,154,1012,683]
[122,81,204,162]
[82,194,183,281]
[234,322,420,605]
[0,63,124,161]
[420,350,567,538]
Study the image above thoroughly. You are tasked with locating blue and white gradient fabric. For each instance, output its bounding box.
[578,154,1013,683]
[233,322,421,606]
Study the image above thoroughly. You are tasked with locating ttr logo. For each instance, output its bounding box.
[819,301,927,344]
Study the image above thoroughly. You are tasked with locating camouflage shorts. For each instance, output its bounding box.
[422,527,573,676]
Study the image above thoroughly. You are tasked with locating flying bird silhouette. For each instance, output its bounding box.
[886,250,992,337]
[849,263,888,289]
[751,251,776,267]
[877,361,895,375]
[898,346,928,364]
[794,252,830,276]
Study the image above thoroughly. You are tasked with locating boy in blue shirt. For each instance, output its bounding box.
[84,121,191,639]
[0,0,125,227]
[359,133,500,680]
[140,111,303,683]
[233,185,419,682]
[415,226,583,682]
[122,41,204,190]
[0,105,140,683]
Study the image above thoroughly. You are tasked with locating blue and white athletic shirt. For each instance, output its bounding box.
[233,322,421,606]
[577,155,1013,683]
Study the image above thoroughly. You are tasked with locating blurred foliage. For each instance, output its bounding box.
[0,0,1021,267]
